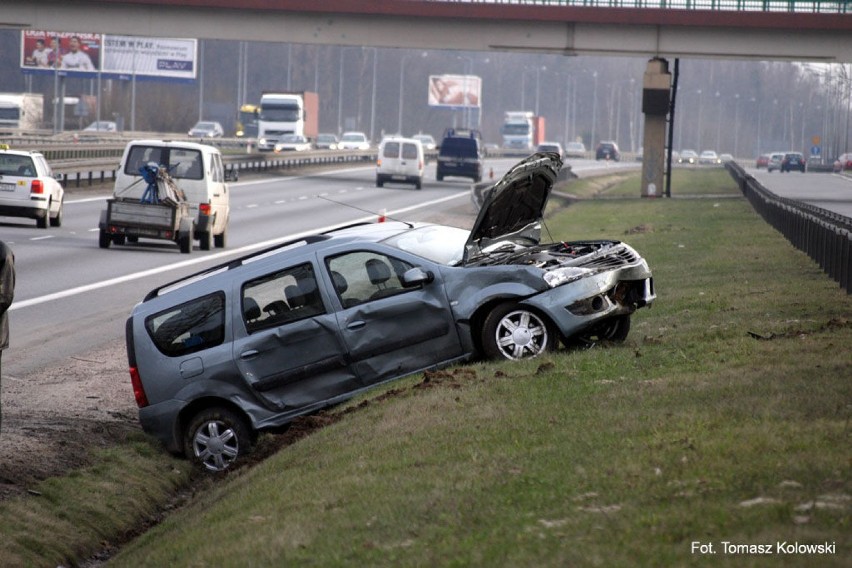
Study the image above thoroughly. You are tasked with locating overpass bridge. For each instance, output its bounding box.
[2,0,852,63]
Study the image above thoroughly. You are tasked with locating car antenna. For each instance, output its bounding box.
[316,195,413,227]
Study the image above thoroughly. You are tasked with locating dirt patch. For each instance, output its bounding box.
[0,339,138,501]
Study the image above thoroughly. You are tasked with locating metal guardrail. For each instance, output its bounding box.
[726,162,851,294]
[433,0,850,13]
[50,149,384,188]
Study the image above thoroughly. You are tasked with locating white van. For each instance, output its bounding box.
[109,140,233,249]
[376,136,424,190]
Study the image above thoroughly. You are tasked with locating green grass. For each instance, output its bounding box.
[1,170,849,567]
[565,166,739,199]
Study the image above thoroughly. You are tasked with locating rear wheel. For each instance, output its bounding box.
[183,407,252,472]
[98,229,111,249]
[415,177,422,190]
[481,303,555,360]
[179,227,193,254]
[214,227,227,248]
[199,230,212,251]
[49,200,63,227]
[376,175,384,188]
[36,211,48,229]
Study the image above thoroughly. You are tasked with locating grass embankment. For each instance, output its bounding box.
[1,170,849,567]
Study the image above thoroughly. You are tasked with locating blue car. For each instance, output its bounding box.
[126,152,655,471]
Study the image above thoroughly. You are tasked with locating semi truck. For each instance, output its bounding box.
[500,111,546,152]
[0,93,45,132]
[256,91,319,151]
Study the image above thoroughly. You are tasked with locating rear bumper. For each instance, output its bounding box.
[0,196,49,219]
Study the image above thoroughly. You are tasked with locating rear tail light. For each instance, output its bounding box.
[199,203,211,215]
[376,159,382,167]
[129,366,149,408]
[30,180,44,194]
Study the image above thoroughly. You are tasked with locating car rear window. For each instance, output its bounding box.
[145,292,225,357]
[440,138,478,157]
[125,145,204,180]
[0,154,37,177]
[402,143,418,160]
[382,142,400,158]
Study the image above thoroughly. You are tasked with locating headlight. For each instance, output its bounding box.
[259,137,267,146]
[543,266,593,288]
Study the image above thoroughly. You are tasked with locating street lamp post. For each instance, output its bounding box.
[458,55,473,129]
[591,71,598,151]
[696,89,703,150]
[337,46,361,135]
[715,90,722,151]
[733,94,740,158]
[398,51,427,135]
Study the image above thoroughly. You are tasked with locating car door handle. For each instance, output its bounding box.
[240,349,260,360]
[346,320,366,330]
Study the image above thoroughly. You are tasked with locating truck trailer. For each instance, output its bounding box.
[256,91,319,151]
[0,93,45,132]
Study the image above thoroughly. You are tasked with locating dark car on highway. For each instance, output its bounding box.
[126,153,655,472]
[781,152,806,173]
[595,141,621,161]
[436,128,484,182]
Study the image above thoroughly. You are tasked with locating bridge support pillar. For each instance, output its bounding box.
[640,58,671,198]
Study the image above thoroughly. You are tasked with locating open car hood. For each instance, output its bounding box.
[463,152,562,265]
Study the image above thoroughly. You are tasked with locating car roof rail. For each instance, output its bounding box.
[142,234,331,302]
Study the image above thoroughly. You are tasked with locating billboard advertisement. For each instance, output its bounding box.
[428,74,481,109]
[20,31,197,82]
[102,35,196,80]
[22,31,101,72]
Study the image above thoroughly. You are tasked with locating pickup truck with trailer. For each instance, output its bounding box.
[99,140,234,254]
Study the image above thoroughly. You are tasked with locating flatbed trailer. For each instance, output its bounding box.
[99,197,195,253]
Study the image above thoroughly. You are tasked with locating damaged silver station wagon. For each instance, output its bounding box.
[127,153,655,471]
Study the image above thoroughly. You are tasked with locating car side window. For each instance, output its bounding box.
[211,153,224,183]
[145,292,225,357]
[326,251,415,308]
[242,262,325,333]
[36,155,52,177]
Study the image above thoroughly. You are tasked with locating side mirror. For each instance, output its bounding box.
[401,267,434,288]
[225,166,239,182]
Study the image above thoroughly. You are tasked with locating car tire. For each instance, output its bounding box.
[98,229,111,249]
[571,315,631,347]
[183,407,252,472]
[36,212,48,229]
[114,235,126,246]
[179,228,193,254]
[437,172,444,181]
[50,200,63,227]
[199,230,212,251]
[376,175,384,188]
[415,177,422,190]
[481,302,555,360]
[214,227,227,249]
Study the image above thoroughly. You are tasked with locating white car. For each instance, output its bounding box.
[188,121,224,138]
[339,131,370,150]
[376,136,424,189]
[678,149,699,164]
[413,133,437,151]
[83,120,117,132]
[274,135,312,152]
[0,146,64,229]
[699,150,721,165]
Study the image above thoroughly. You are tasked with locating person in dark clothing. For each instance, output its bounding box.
[0,241,15,434]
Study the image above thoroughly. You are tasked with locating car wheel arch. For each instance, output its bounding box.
[177,397,257,454]
[469,296,555,357]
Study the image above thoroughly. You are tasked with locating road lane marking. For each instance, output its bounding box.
[30,235,55,241]
[11,190,468,311]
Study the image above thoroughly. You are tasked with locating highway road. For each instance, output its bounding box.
[4,155,842,380]
[747,167,852,218]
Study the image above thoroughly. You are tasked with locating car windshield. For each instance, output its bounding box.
[342,134,365,142]
[193,123,216,131]
[383,224,469,266]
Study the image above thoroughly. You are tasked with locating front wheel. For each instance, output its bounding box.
[183,407,252,472]
[481,303,555,360]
